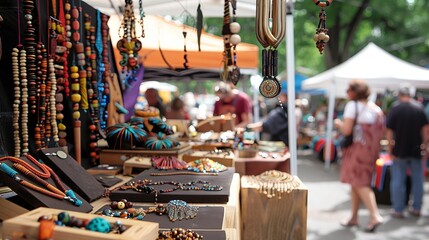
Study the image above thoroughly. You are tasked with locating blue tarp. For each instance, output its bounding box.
[281,73,325,95]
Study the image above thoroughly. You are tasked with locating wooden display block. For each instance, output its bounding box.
[2,207,159,240]
[182,151,235,167]
[122,157,152,175]
[99,143,192,166]
[240,176,308,240]
[234,151,290,176]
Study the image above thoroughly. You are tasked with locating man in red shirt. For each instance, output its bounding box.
[213,81,253,128]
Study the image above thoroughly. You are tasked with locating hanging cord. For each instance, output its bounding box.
[255,0,286,98]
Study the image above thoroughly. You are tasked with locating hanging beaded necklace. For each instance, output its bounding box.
[12,0,23,157]
[69,0,84,164]
[23,0,38,154]
[0,155,82,206]
[24,0,37,116]
[84,13,100,166]
[34,40,48,150]
[312,0,332,54]
[99,14,111,132]
[117,0,143,88]
[52,0,68,147]
[221,0,241,85]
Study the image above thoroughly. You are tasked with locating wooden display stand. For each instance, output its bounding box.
[99,143,192,166]
[122,156,152,175]
[2,207,159,240]
[240,176,308,240]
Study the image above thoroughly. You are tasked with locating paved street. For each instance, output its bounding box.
[297,150,429,240]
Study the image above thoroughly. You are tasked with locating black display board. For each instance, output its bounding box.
[96,205,224,230]
[0,156,92,212]
[37,148,105,202]
[109,168,235,203]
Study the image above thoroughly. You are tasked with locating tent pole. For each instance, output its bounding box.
[324,82,336,169]
[286,0,298,176]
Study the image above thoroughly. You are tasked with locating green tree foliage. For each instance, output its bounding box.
[205,0,429,76]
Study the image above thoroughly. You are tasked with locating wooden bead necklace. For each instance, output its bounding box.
[34,42,47,150]
[0,155,82,206]
[70,1,84,164]
[23,0,37,116]
[12,46,22,157]
[313,0,333,54]
[256,0,286,98]
[84,13,100,166]
[54,8,70,147]
[12,0,23,157]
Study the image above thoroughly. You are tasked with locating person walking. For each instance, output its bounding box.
[386,84,429,218]
[334,79,385,232]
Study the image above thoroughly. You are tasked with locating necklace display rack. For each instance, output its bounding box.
[108,168,235,204]
[37,147,105,202]
[0,155,92,213]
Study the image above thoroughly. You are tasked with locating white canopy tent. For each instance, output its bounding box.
[302,42,429,168]
[302,42,429,98]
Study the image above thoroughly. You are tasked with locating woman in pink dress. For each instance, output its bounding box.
[334,79,385,232]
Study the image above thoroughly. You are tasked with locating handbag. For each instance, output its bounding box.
[340,101,358,148]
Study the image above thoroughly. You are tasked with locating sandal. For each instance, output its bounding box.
[340,220,359,227]
[364,221,382,233]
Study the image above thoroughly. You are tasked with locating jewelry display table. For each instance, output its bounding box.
[1,173,241,240]
[240,174,307,240]
[91,172,241,240]
[234,151,290,176]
